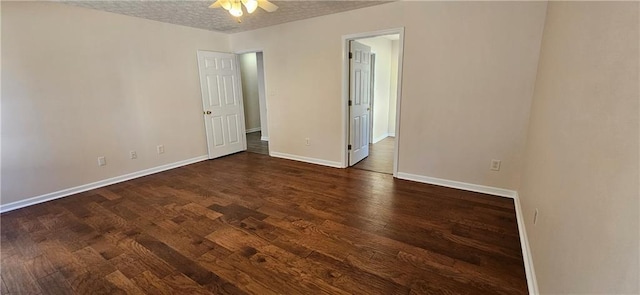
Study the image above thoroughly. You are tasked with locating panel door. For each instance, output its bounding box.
[349,41,372,166]
[197,51,247,159]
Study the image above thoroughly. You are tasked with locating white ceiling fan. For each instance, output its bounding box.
[210,0,278,19]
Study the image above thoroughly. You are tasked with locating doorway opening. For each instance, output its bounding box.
[342,29,404,175]
[238,51,269,155]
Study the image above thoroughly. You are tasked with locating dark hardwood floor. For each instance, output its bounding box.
[246,131,268,155]
[0,152,527,294]
[353,136,395,174]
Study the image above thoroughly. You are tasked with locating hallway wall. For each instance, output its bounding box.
[239,52,261,132]
[358,36,394,143]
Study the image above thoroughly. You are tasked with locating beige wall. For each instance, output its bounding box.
[519,2,639,293]
[239,52,261,131]
[358,36,393,143]
[229,1,547,189]
[3,2,638,292]
[1,2,229,204]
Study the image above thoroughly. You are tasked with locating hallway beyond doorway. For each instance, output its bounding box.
[246,131,269,155]
[352,136,395,174]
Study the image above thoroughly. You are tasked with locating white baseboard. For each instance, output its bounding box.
[261,136,269,141]
[395,171,536,293]
[1,153,537,293]
[388,132,396,137]
[514,193,539,295]
[0,155,209,213]
[395,172,517,198]
[270,152,343,168]
[246,127,261,133]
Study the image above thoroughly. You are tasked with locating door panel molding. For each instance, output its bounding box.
[348,40,372,166]
[197,50,247,159]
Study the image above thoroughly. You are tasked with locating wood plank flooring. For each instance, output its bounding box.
[353,136,395,174]
[246,132,268,155]
[0,152,528,294]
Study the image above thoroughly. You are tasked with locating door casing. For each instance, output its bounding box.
[341,28,405,176]
[369,53,376,144]
[235,49,270,145]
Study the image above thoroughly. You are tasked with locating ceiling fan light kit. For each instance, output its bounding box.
[210,0,277,22]
[230,1,243,17]
[244,0,258,13]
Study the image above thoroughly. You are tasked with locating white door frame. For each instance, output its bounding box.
[341,28,405,177]
[369,53,376,144]
[235,48,270,143]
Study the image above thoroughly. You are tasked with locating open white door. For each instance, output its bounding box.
[197,50,247,159]
[348,41,372,166]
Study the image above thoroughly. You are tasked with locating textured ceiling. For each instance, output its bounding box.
[60,1,391,33]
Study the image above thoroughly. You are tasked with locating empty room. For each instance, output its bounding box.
[1,1,638,294]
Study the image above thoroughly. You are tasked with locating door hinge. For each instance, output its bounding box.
[348,100,352,106]
[348,144,352,150]
[349,52,353,59]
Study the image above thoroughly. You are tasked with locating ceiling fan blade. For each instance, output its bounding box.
[210,0,231,10]
[257,0,278,12]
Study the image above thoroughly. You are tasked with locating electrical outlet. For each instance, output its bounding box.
[130,151,137,159]
[157,145,165,154]
[490,159,501,171]
[97,156,106,167]
[305,138,310,146]
[534,209,539,225]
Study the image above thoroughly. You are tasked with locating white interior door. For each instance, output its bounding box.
[349,41,372,166]
[197,50,247,159]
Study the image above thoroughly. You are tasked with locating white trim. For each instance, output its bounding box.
[246,127,261,133]
[395,171,538,293]
[341,27,405,176]
[0,155,208,213]
[388,132,396,137]
[395,172,517,198]
[342,28,406,42]
[391,29,405,178]
[234,48,265,55]
[514,193,539,295]
[270,152,343,168]
[260,136,269,141]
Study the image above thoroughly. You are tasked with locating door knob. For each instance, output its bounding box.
[367,108,370,111]
[204,111,212,115]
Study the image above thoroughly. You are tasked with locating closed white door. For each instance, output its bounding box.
[348,41,372,165]
[197,51,247,159]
